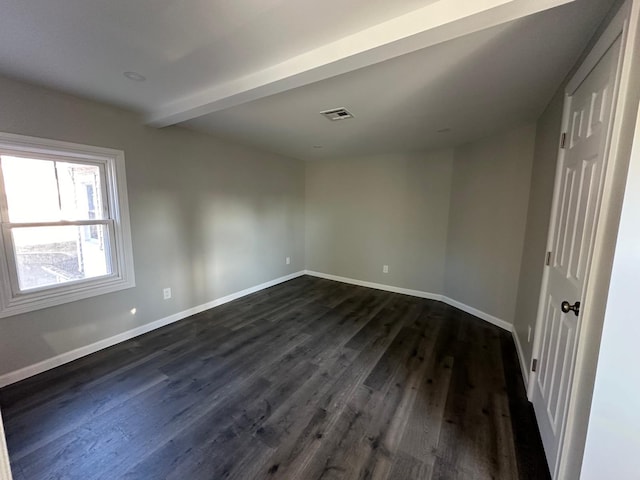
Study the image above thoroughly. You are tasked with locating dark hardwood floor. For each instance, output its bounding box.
[0,276,550,480]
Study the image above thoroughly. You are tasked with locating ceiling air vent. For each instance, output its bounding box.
[320,107,354,121]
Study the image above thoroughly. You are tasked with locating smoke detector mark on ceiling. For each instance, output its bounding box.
[320,107,354,121]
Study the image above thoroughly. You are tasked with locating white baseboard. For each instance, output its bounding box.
[440,296,513,332]
[304,270,512,332]
[0,270,515,388]
[512,329,530,385]
[0,271,305,388]
[304,270,443,301]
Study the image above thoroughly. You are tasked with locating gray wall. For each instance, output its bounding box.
[0,75,538,378]
[511,0,626,373]
[305,151,454,294]
[443,123,536,322]
[512,90,564,369]
[0,75,305,376]
[305,124,536,325]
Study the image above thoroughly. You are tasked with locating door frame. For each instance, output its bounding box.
[528,1,640,478]
[0,409,11,480]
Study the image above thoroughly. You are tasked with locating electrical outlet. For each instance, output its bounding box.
[286,257,291,265]
[528,325,532,343]
[163,287,172,300]
[383,265,389,274]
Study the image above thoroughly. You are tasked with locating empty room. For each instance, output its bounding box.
[1,0,640,479]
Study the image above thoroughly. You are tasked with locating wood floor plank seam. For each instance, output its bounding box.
[0,276,551,480]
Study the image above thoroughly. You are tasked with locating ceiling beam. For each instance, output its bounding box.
[146,0,575,127]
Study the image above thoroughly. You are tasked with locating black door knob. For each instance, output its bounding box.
[561,300,580,316]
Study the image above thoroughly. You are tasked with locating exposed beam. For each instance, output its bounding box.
[147,0,575,127]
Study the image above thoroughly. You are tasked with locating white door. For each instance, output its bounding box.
[530,35,622,477]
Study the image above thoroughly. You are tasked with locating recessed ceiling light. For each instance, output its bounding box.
[436,128,451,133]
[124,71,146,82]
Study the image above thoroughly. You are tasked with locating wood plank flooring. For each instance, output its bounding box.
[0,276,550,480]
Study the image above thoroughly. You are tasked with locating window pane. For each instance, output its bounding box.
[1,156,61,222]
[12,225,112,291]
[1,156,105,222]
[57,162,105,220]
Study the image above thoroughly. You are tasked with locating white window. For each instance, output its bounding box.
[0,132,135,318]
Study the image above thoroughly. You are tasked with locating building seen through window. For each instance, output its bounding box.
[1,156,111,290]
[0,133,135,318]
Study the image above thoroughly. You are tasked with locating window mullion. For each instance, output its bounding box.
[99,161,110,219]
[0,224,22,298]
[6,220,112,228]
[0,157,10,224]
[53,160,63,216]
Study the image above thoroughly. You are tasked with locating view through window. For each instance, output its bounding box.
[0,133,135,317]
[2,156,112,290]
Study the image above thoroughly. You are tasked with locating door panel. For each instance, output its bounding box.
[531,36,621,477]
[572,155,600,282]
[553,163,578,274]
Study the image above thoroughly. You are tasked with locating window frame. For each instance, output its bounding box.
[0,132,135,318]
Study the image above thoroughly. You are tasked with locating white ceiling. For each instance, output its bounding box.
[0,0,437,112]
[0,0,614,160]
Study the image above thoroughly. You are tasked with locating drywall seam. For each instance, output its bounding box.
[305,270,513,332]
[0,271,305,388]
